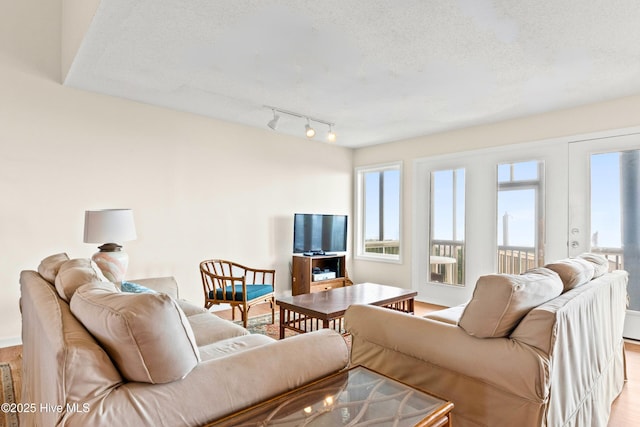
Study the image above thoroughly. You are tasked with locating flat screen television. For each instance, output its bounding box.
[293,213,347,255]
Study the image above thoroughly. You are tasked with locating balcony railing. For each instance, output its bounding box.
[591,247,623,270]
[364,240,400,255]
[429,242,538,283]
[431,240,465,285]
[367,239,623,285]
[497,246,538,275]
[496,246,626,274]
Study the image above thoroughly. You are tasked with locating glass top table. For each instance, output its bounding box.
[209,366,453,427]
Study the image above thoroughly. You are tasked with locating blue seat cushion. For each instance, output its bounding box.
[209,284,273,302]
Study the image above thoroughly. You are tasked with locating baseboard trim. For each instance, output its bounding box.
[623,310,640,341]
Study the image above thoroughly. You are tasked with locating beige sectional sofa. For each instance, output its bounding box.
[20,253,349,426]
[345,254,628,427]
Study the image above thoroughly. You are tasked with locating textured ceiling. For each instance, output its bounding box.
[64,0,640,147]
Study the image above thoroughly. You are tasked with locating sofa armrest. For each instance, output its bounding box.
[130,276,179,299]
[63,329,349,427]
[345,304,549,401]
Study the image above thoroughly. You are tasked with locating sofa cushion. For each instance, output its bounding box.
[37,253,69,284]
[70,283,200,384]
[55,258,115,302]
[423,304,466,325]
[459,267,563,338]
[177,299,208,317]
[545,258,595,292]
[578,253,609,278]
[187,312,249,347]
[198,334,274,362]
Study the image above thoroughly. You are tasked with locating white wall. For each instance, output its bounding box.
[352,95,640,293]
[0,0,352,345]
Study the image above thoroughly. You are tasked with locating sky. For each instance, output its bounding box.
[433,157,626,249]
[364,169,400,241]
[591,152,622,248]
[432,161,540,247]
[496,161,539,247]
[365,153,629,250]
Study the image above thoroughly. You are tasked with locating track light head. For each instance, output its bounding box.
[305,122,316,138]
[327,126,336,142]
[267,110,280,130]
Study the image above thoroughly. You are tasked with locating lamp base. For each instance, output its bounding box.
[92,244,129,284]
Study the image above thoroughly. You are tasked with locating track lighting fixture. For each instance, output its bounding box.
[264,105,336,142]
[305,120,315,138]
[267,109,280,130]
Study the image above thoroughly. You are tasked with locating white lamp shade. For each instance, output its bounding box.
[84,209,137,244]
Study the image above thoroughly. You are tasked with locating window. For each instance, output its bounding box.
[415,140,565,307]
[430,168,465,285]
[589,150,634,275]
[355,162,402,261]
[591,152,622,256]
[496,160,545,274]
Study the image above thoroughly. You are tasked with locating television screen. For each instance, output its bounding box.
[293,214,347,254]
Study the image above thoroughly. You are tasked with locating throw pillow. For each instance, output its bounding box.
[459,267,563,338]
[55,258,114,302]
[545,257,595,292]
[577,253,609,278]
[37,253,70,284]
[70,283,200,384]
[121,281,157,294]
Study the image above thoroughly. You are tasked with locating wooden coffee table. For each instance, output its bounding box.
[277,283,417,339]
[209,365,454,426]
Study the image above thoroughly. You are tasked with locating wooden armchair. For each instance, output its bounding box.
[200,259,275,328]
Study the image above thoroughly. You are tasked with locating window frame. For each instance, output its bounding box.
[354,161,403,263]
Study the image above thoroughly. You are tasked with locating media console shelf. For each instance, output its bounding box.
[291,254,347,295]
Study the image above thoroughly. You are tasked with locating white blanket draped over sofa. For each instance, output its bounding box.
[345,256,628,427]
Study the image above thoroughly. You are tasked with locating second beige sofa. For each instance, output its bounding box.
[345,255,628,427]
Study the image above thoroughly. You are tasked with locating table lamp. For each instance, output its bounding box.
[83,209,137,284]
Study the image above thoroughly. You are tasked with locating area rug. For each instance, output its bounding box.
[0,363,19,427]
[236,312,297,339]
[238,313,352,350]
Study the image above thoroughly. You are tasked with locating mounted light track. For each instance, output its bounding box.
[264,105,336,142]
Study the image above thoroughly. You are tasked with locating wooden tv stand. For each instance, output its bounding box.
[291,254,347,295]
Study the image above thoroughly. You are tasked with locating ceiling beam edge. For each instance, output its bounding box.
[61,0,101,83]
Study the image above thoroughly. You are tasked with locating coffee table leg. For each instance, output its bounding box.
[279,306,286,339]
[408,298,415,314]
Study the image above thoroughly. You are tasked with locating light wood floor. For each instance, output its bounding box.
[610,340,640,426]
[2,301,638,425]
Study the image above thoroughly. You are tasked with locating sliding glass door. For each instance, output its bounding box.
[415,129,640,338]
[569,133,640,340]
